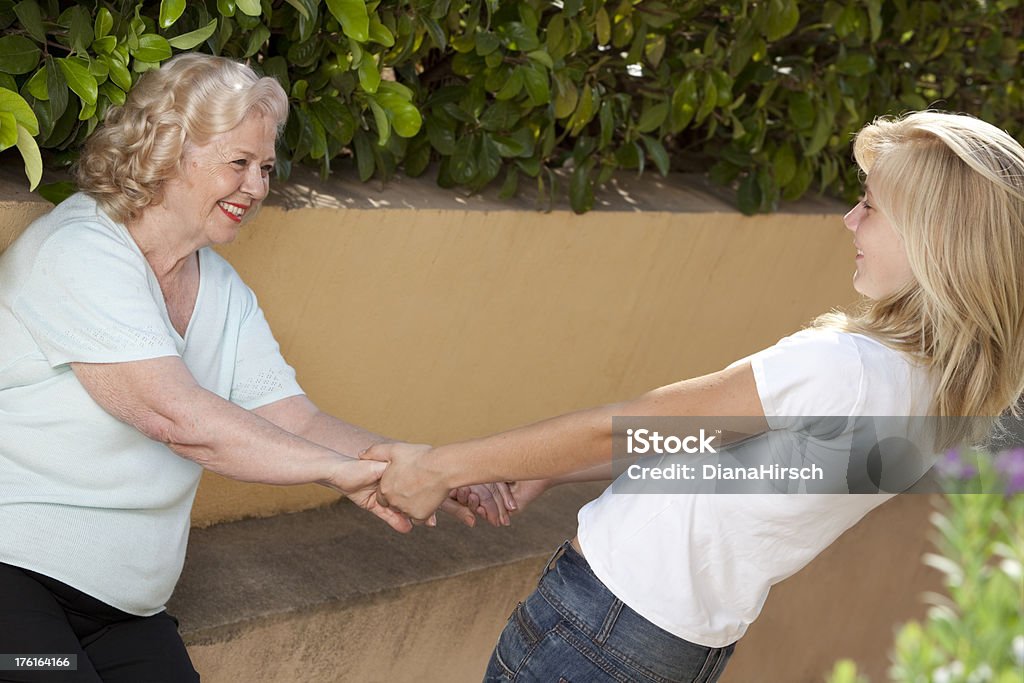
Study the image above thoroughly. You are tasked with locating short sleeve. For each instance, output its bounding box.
[12,226,179,368]
[743,330,866,429]
[229,285,304,410]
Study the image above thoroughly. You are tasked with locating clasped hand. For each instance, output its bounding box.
[358,442,527,531]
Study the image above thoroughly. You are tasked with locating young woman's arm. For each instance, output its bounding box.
[363,362,767,521]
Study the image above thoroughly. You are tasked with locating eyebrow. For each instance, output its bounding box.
[231,149,276,163]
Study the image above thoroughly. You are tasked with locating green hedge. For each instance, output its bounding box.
[1,0,1022,212]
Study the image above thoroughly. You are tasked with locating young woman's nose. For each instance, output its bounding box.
[843,204,861,232]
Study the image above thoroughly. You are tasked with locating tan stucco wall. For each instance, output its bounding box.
[0,169,858,526]
[200,185,857,525]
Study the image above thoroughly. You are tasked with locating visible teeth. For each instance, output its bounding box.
[218,201,245,217]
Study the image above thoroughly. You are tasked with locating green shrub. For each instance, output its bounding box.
[826,448,1024,683]
[1,1,1022,212]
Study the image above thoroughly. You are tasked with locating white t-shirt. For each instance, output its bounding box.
[0,193,303,615]
[576,329,936,647]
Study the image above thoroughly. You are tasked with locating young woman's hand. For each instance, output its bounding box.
[324,458,413,533]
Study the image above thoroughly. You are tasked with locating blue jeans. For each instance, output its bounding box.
[484,542,735,683]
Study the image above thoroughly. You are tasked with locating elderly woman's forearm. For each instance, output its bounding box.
[71,358,348,486]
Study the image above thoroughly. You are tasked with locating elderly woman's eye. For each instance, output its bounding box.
[261,164,274,177]
[231,159,248,168]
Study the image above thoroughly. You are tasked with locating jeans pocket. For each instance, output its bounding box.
[485,602,541,681]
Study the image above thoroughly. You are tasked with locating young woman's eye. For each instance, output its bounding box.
[859,196,872,210]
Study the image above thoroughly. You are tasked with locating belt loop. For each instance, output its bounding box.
[540,540,571,578]
[595,598,624,645]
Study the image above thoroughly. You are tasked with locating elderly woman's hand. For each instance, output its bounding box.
[323,458,414,533]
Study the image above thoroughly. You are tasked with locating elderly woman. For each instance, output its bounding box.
[0,54,475,682]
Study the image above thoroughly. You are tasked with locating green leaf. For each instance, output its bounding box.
[36,181,77,205]
[369,99,390,145]
[0,111,17,150]
[567,83,594,135]
[498,166,519,199]
[99,81,126,106]
[805,110,832,156]
[421,16,446,50]
[0,36,41,75]
[167,19,218,50]
[353,130,375,181]
[388,101,422,138]
[67,6,94,55]
[132,34,172,63]
[670,72,698,132]
[765,0,799,41]
[636,101,668,133]
[369,16,394,47]
[475,133,502,186]
[773,143,797,185]
[492,127,534,158]
[15,123,42,190]
[78,99,96,121]
[57,57,98,106]
[425,117,456,154]
[450,134,479,183]
[92,36,116,54]
[235,0,261,18]
[0,86,39,135]
[24,66,47,100]
[552,72,577,119]
[95,7,113,39]
[475,31,500,55]
[357,57,380,93]
[695,75,717,125]
[522,63,550,104]
[495,68,524,100]
[788,91,814,130]
[836,53,876,77]
[311,98,355,144]
[283,0,309,20]
[159,0,186,29]
[641,135,669,176]
[243,24,270,57]
[527,50,554,69]
[217,0,236,17]
[325,0,369,42]
[569,161,594,213]
[480,101,522,131]
[44,55,68,123]
[737,172,761,214]
[500,22,541,51]
[866,0,883,42]
[595,7,611,46]
[13,0,46,44]
[0,75,14,92]
[103,54,132,92]
[403,135,431,177]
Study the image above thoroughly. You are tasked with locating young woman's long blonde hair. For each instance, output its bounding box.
[818,111,1024,448]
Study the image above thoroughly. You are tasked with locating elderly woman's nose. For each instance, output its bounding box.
[241,165,269,200]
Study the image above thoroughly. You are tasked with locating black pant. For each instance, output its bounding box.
[0,563,199,682]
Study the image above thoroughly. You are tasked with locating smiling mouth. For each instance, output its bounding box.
[218,201,249,223]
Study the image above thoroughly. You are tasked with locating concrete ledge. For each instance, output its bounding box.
[171,483,606,682]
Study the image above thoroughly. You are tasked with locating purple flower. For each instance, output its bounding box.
[935,449,979,482]
[995,448,1024,495]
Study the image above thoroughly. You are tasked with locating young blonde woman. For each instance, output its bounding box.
[364,111,1024,682]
